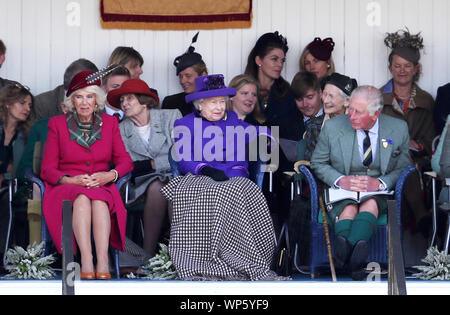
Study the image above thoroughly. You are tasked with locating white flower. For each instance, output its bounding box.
[3,242,56,280]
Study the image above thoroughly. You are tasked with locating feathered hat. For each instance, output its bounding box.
[384,27,424,64]
[66,64,121,97]
[173,32,204,75]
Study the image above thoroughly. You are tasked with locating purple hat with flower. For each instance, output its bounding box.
[185,74,236,103]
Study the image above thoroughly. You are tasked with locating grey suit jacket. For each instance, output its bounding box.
[32,85,65,121]
[120,108,182,202]
[311,114,411,190]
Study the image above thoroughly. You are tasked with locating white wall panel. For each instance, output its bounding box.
[0,0,448,100]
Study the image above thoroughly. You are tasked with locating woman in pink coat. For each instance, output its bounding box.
[40,70,133,280]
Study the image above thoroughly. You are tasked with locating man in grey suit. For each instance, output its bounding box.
[311,85,411,280]
[32,58,98,121]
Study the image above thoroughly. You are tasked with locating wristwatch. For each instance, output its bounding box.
[378,181,385,191]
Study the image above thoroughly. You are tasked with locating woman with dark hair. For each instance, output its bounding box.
[0,83,33,260]
[245,31,302,142]
[245,32,303,233]
[107,79,181,256]
[245,32,303,231]
[0,84,32,179]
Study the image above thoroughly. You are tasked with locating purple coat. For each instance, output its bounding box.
[173,110,268,178]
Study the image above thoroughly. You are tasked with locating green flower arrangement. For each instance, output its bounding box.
[3,242,56,280]
[413,246,450,280]
[127,243,179,280]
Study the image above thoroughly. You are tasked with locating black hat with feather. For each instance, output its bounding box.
[173,32,204,75]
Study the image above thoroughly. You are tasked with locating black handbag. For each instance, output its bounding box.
[271,223,292,277]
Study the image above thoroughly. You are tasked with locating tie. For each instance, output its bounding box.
[363,130,372,167]
[113,113,121,123]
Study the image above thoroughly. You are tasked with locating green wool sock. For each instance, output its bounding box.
[347,212,378,245]
[334,219,353,239]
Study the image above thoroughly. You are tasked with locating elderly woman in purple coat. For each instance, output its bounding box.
[160,74,280,281]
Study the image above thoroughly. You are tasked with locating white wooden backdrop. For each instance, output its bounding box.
[0,0,448,100]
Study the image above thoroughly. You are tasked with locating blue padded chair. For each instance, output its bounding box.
[25,168,131,278]
[296,164,416,278]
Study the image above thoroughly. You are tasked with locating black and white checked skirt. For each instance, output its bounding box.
[161,174,278,280]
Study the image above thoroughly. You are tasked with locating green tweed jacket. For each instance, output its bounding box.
[310,114,411,190]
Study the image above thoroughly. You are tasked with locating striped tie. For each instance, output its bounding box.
[363,130,372,167]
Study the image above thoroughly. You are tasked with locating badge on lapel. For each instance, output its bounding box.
[382,138,394,149]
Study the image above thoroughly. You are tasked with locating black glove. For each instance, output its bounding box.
[200,166,229,182]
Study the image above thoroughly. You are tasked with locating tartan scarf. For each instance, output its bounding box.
[66,111,102,149]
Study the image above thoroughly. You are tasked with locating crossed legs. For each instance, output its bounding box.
[72,194,111,274]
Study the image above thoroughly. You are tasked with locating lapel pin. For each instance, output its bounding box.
[382,138,393,149]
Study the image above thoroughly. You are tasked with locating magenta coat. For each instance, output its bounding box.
[40,113,133,253]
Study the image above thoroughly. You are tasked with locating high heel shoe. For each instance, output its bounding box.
[80,271,96,280]
[95,271,111,280]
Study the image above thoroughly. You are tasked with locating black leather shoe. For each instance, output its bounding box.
[351,269,367,281]
[349,240,369,281]
[334,236,352,270]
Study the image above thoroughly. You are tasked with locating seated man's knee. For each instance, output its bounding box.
[340,204,358,220]
[359,198,379,218]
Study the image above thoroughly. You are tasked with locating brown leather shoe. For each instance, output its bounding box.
[80,272,96,280]
[96,272,111,280]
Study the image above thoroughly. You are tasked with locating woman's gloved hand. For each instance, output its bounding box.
[200,166,229,182]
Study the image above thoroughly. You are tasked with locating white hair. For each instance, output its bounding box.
[324,83,349,102]
[192,96,230,110]
[192,98,203,110]
[64,85,106,113]
[350,85,383,116]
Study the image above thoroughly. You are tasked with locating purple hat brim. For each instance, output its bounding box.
[185,88,236,103]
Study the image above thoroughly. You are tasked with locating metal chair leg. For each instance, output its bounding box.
[431,177,437,247]
[3,179,14,267]
[290,181,294,201]
[114,249,120,279]
[445,213,450,254]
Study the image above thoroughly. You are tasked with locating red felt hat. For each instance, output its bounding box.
[107,78,159,109]
[306,37,335,61]
[66,70,101,97]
